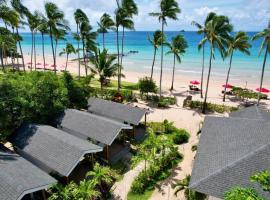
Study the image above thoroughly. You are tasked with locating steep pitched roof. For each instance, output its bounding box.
[88,97,148,125]
[190,117,270,199]
[11,124,102,177]
[57,109,132,146]
[229,106,270,120]
[0,148,56,200]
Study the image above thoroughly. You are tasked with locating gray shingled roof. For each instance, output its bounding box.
[11,124,103,177]
[229,106,270,120]
[190,117,270,199]
[57,109,132,146]
[88,97,148,125]
[0,149,56,200]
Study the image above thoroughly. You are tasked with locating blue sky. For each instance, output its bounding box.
[19,0,270,31]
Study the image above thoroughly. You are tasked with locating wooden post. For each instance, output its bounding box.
[144,114,147,126]
[133,125,135,139]
[30,193,34,200]
[42,190,46,200]
[91,153,94,165]
[106,145,109,161]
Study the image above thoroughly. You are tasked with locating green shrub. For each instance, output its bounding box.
[92,88,135,102]
[173,130,190,144]
[158,97,176,108]
[138,77,157,95]
[232,87,267,100]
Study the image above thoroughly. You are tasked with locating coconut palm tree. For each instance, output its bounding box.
[45,2,67,73]
[201,15,233,113]
[76,179,100,200]
[59,43,76,71]
[74,9,88,79]
[252,21,270,105]
[148,30,164,80]
[166,34,188,90]
[53,28,66,67]
[192,12,217,98]
[97,13,114,49]
[36,15,48,70]
[174,175,207,200]
[223,31,251,102]
[149,0,181,97]
[90,48,118,91]
[0,28,16,69]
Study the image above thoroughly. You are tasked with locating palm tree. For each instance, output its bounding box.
[0,28,16,69]
[59,43,76,71]
[201,15,233,113]
[166,34,188,90]
[36,15,48,70]
[223,31,251,102]
[77,179,100,200]
[252,21,270,105]
[74,9,88,79]
[90,48,118,91]
[53,28,66,67]
[45,2,67,73]
[174,175,207,200]
[192,12,217,98]
[148,30,164,80]
[97,13,114,49]
[149,0,181,97]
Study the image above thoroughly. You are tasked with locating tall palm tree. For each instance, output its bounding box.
[174,175,207,200]
[148,30,164,80]
[53,28,66,67]
[45,2,67,73]
[192,12,217,98]
[166,34,188,90]
[90,48,118,92]
[149,0,181,97]
[36,15,48,70]
[223,31,251,102]
[201,15,233,113]
[59,43,76,71]
[252,21,270,105]
[97,13,114,49]
[0,28,16,69]
[74,9,88,79]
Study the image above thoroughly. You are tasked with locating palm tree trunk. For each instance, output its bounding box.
[49,27,56,74]
[77,23,81,79]
[30,31,34,71]
[82,38,87,76]
[116,26,120,92]
[41,32,46,70]
[200,42,205,98]
[65,53,69,71]
[159,20,165,97]
[150,48,157,80]
[0,48,4,70]
[12,27,19,69]
[103,32,105,49]
[54,40,58,71]
[223,51,233,102]
[17,28,25,72]
[202,47,213,114]
[34,32,36,70]
[120,26,125,88]
[257,44,269,105]
[170,54,176,91]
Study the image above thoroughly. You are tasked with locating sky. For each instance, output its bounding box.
[18,0,270,32]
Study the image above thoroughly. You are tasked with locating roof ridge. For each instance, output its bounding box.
[190,142,270,189]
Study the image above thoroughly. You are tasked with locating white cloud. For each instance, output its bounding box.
[194,6,220,16]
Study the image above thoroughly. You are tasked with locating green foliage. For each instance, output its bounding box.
[251,171,270,193]
[224,187,263,200]
[173,129,190,144]
[232,87,267,100]
[145,95,176,108]
[138,77,157,95]
[184,100,238,113]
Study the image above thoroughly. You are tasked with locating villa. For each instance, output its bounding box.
[190,106,270,199]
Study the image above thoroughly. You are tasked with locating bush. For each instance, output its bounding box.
[138,77,157,95]
[92,88,135,103]
[232,87,267,100]
[173,129,190,144]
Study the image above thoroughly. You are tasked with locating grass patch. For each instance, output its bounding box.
[127,189,154,200]
[90,78,138,91]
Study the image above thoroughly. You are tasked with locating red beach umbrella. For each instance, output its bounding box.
[190,80,200,85]
[51,65,57,68]
[222,84,233,89]
[256,88,270,93]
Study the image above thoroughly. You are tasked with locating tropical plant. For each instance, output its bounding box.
[166,34,188,90]
[148,30,164,80]
[138,77,157,96]
[90,48,118,91]
[53,28,66,67]
[45,2,68,73]
[192,12,217,98]
[59,43,76,71]
[252,21,270,105]
[223,31,251,101]
[149,0,180,97]
[76,179,100,200]
[0,28,16,69]
[174,175,207,200]
[201,15,233,113]
[36,15,48,70]
[97,13,115,49]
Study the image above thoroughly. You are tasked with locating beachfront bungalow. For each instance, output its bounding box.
[88,97,149,141]
[189,115,270,199]
[0,145,56,200]
[56,109,132,164]
[10,124,102,182]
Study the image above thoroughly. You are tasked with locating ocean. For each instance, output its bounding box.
[20,31,270,81]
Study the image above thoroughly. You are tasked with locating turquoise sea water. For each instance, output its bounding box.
[20,31,270,82]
